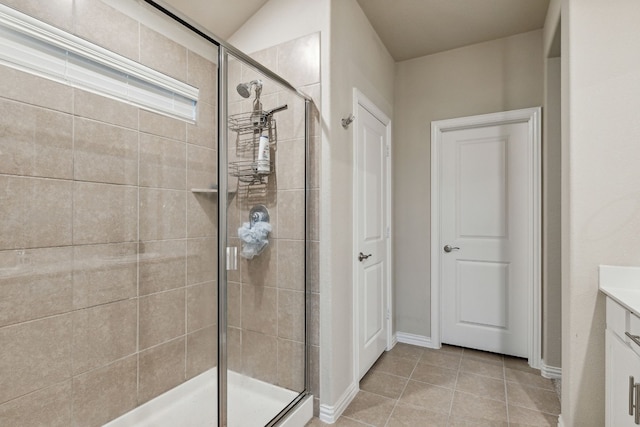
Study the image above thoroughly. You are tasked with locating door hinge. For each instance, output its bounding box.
[386,308,391,320]
[386,226,390,238]
[385,145,390,157]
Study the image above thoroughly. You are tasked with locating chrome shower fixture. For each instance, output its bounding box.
[236,79,263,98]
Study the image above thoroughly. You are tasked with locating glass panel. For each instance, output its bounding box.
[0,3,219,426]
[225,51,307,427]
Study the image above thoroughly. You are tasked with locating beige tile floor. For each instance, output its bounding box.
[306,343,560,426]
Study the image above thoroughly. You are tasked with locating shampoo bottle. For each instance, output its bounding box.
[257,135,270,174]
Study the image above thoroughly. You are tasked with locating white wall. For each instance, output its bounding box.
[561,0,640,424]
[542,0,562,372]
[393,31,544,337]
[327,0,395,410]
[543,56,562,369]
[227,0,328,55]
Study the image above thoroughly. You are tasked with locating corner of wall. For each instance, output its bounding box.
[543,0,561,57]
[540,360,562,380]
[318,381,358,424]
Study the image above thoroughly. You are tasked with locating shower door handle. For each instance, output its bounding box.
[226,247,238,271]
[443,245,460,253]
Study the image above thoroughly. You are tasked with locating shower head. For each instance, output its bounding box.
[236,79,263,98]
[236,82,251,98]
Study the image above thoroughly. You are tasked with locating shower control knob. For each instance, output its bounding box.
[443,245,460,253]
[358,252,372,262]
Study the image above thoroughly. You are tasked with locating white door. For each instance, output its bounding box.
[440,119,533,357]
[355,102,389,379]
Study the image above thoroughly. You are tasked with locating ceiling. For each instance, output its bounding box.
[356,0,550,61]
[161,0,269,40]
[162,0,550,61]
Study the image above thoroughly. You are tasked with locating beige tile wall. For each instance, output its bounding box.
[227,32,321,412]
[0,1,218,425]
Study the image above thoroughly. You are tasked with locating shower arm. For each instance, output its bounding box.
[264,105,288,116]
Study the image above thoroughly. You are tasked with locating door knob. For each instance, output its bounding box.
[358,252,372,262]
[443,245,460,253]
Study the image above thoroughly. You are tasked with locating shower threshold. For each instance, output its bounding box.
[104,368,310,427]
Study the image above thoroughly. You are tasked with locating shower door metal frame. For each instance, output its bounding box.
[217,46,229,427]
[221,51,313,427]
[140,2,313,426]
[262,97,312,427]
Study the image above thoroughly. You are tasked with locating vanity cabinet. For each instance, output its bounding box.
[606,297,640,426]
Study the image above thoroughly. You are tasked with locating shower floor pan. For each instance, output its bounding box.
[104,368,311,427]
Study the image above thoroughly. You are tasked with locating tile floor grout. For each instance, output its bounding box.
[307,343,561,426]
[448,353,462,420]
[381,351,425,427]
[503,357,511,425]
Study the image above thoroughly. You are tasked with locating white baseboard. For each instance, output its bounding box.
[557,414,565,427]
[396,332,438,349]
[389,333,399,350]
[318,382,358,424]
[540,360,562,379]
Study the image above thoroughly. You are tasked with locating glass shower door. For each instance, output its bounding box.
[220,49,308,427]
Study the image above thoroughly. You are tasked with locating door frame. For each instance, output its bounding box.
[430,107,542,368]
[352,88,393,383]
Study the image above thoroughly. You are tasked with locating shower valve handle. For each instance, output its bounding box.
[358,252,372,262]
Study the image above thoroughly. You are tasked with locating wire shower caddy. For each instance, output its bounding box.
[228,105,287,189]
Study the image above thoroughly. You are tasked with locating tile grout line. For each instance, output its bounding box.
[447,348,464,423]
[136,106,141,404]
[183,107,188,382]
[70,85,77,424]
[339,414,375,427]
[503,357,510,426]
[381,349,423,427]
[333,345,559,427]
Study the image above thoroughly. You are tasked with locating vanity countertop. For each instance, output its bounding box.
[600,265,640,315]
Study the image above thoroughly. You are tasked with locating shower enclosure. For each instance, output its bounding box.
[0,0,312,426]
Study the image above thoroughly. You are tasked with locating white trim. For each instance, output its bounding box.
[318,382,358,424]
[279,396,313,427]
[0,4,198,121]
[351,88,394,384]
[540,360,562,379]
[430,107,542,368]
[391,332,399,348]
[396,332,438,349]
[430,115,443,349]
